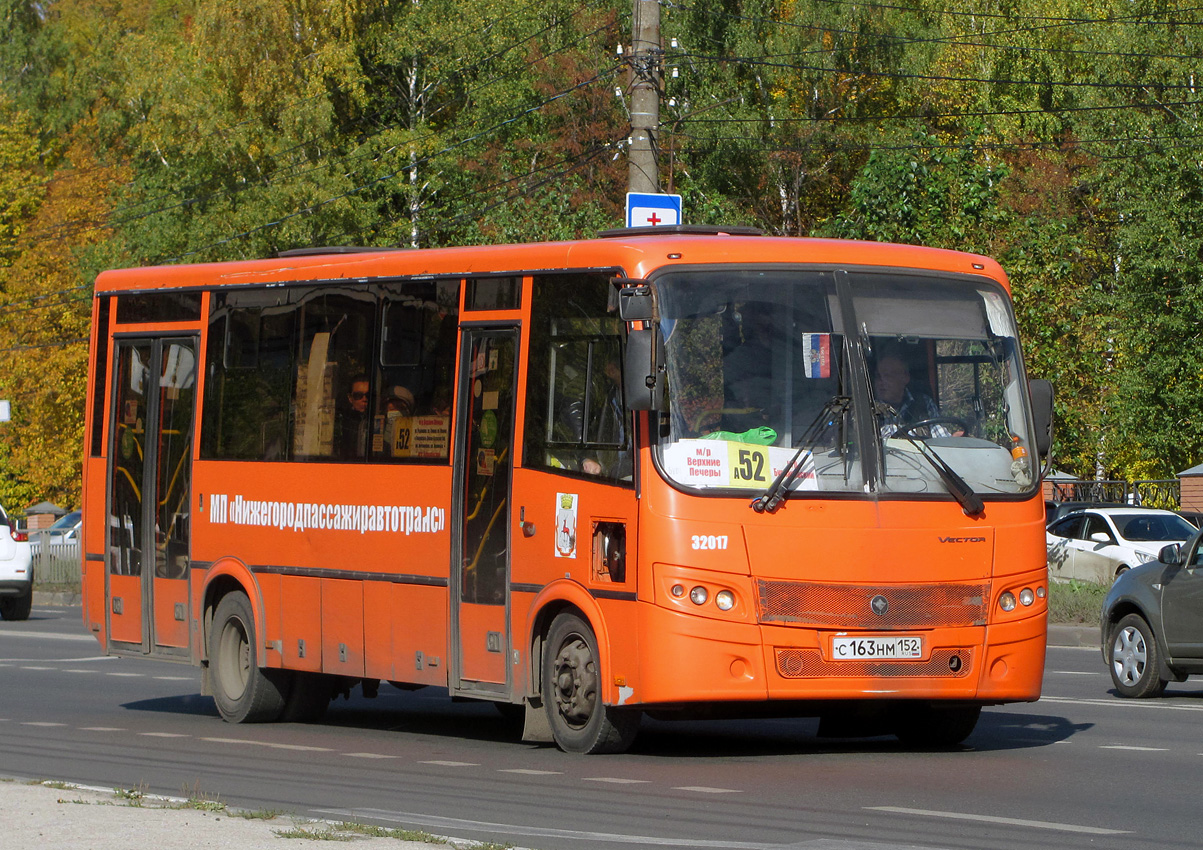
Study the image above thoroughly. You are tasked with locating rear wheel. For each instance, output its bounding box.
[1109,613,1167,698]
[209,591,287,723]
[0,585,32,621]
[542,613,639,754]
[280,672,331,723]
[894,703,981,747]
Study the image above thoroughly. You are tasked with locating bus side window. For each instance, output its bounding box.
[295,289,376,461]
[373,279,457,463]
[202,293,296,461]
[523,274,631,483]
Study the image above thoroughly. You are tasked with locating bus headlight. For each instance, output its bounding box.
[1019,588,1035,607]
[671,584,686,598]
[690,586,709,605]
[715,590,735,611]
[999,591,1016,612]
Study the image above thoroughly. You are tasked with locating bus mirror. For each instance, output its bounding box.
[624,326,664,411]
[617,282,654,321]
[1029,378,1054,458]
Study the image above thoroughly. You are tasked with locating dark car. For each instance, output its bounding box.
[1045,500,1126,526]
[1101,527,1203,697]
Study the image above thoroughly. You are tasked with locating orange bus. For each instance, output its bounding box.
[81,227,1054,754]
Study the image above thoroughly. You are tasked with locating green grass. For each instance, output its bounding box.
[1048,579,1108,625]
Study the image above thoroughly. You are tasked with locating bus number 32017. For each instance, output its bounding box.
[691,535,729,550]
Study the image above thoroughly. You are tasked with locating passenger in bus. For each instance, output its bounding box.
[559,356,630,479]
[384,384,415,416]
[722,306,775,432]
[337,374,372,459]
[380,384,415,457]
[873,353,948,438]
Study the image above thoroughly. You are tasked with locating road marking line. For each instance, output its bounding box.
[0,631,94,642]
[1040,695,1203,712]
[22,722,67,727]
[139,732,190,738]
[106,672,144,678]
[673,786,741,794]
[1048,670,1098,675]
[19,666,54,670]
[1100,745,1167,751]
[200,737,333,752]
[345,753,399,759]
[419,760,479,767]
[582,777,650,784]
[152,676,195,681]
[80,727,125,732]
[498,769,563,775]
[62,669,101,673]
[868,806,1130,835]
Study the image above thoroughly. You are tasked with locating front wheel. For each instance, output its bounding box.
[894,703,981,747]
[542,613,640,754]
[1109,613,1167,698]
[209,591,288,723]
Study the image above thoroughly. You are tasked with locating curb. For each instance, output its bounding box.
[33,590,82,606]
[1047,623,1097,648]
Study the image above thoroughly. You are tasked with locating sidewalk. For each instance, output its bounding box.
[4,780,469,850]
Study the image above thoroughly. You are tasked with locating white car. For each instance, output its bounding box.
[0,503,33,620]
[1046,507,1197,584]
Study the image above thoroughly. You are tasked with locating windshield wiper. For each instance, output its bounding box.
[752,397,850,514]
[889,431,985,517]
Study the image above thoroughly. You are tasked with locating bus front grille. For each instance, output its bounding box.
[756,580,989,630]
[775,647,976,679]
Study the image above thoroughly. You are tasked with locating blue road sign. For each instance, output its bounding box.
[626,192,683,228]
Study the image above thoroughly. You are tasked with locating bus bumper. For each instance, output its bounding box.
[632,601,1046,706]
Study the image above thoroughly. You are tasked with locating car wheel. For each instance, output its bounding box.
[1109,613,1167,698]
[0,585,32,621]
[1115,565,1130,577]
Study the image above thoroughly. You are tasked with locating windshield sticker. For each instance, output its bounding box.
[662,440,818,491]
[801,333,831,378]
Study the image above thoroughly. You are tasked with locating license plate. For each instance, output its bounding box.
[831,635,923,660]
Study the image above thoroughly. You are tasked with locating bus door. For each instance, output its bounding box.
[451,328,518,695]
[106,337,197,658]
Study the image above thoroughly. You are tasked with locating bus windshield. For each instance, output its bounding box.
[653,267,1038,501]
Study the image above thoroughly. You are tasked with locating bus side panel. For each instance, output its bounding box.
[280,575,323,672]
[153,577,189,647]
[510,469,639,701]
[322,578,365,677]
[363,582,448,686]
[82,456,109,644]
[108,573,142,644]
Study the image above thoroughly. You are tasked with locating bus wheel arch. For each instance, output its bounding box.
[540,609,640,754]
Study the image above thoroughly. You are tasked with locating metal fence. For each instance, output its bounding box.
[30,534,82,585]
[1048,478,1182,510]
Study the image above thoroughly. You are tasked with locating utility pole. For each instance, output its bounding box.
[628,0,661,194]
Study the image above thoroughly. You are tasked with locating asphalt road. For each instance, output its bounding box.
[2,604,1199,850]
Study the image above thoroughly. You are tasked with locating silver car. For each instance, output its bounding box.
[0,503,33,620]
